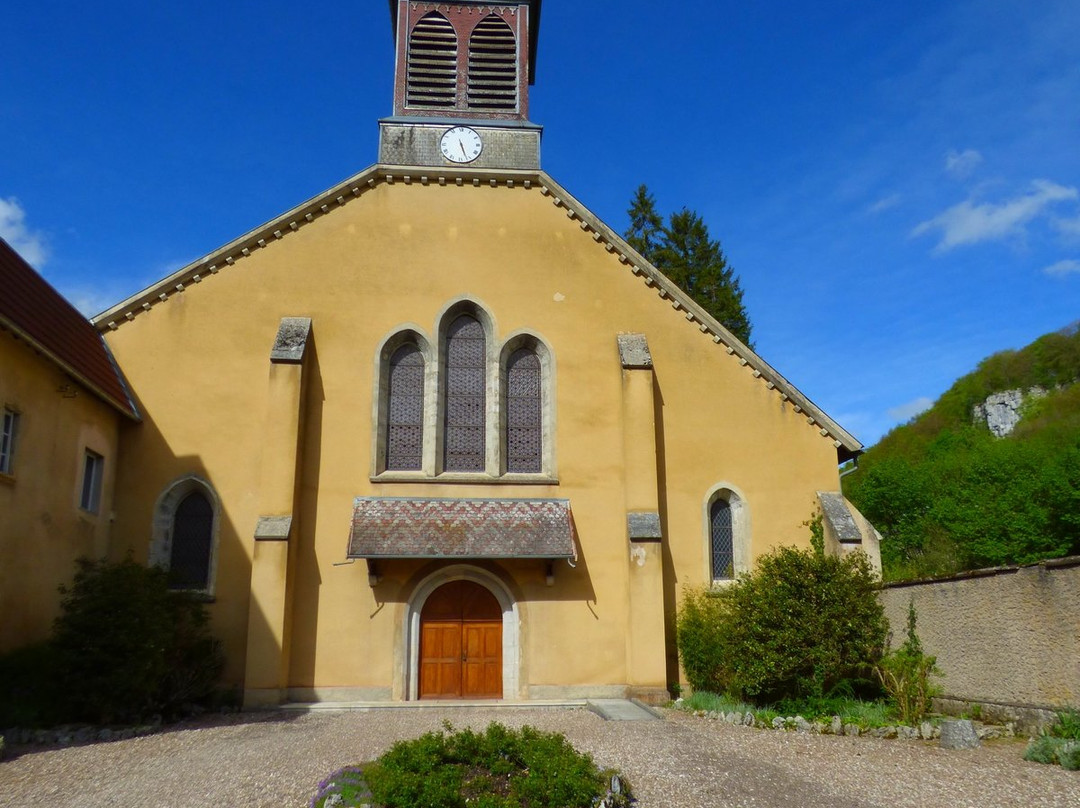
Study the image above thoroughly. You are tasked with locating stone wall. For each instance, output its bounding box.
[880,557,1080,712]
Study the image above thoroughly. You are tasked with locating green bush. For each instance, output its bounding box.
[0,642,65,727]
[1025,735,1066,765]
[1049,706,1080,740]
[677,524,887,703]
[5,557,226,726]
[1059,741,1080,771]
[333,722,632,808]
[876,601,941,725]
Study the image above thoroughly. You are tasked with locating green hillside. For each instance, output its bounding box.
[844,324,1080,582]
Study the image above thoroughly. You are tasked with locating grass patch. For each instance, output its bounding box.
[676,691,756,715]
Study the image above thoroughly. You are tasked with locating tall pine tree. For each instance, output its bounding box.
[624,185,753,347]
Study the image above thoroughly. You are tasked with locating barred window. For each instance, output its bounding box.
[386,344,425,471]
[710,498,734,580]
[505,347,541,472]
[443,315,487,471]
[170,491,214,590]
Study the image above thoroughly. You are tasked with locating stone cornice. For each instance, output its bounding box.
[91,163,861,459]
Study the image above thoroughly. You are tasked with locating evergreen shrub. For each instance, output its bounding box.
[677,523,887,703]
[321,722,634,808]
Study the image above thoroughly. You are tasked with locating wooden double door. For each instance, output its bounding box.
[419,580,503,699]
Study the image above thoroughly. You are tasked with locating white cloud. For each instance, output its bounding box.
[1044,259,1080,277]
[867,194,901,214]
[912,179,1079,251]
[1055,214,1080,238]
[0,197,48,267]
[887,396,933,423]
[944,149,983,179]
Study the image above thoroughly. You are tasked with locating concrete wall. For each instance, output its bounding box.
[0,333,120,652]
[880,557,1080,710]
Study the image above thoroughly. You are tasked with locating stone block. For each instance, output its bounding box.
[939,719,980,750]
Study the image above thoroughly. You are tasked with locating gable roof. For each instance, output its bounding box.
[91,164,861,461]
[0,237,138,419]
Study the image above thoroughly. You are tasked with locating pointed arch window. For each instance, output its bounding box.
[467,15,518,112]
[505,347,541,472]
[407,12,458,109]
[710,498,734,581]
[386,344,425,471]
[170,491,215,590]
[443,315,487,472]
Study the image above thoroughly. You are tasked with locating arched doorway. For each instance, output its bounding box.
[419,580,503,699]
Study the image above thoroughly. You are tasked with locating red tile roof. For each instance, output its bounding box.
[0,237,137,418]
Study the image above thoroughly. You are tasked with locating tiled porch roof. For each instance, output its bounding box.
[348,497,576,560]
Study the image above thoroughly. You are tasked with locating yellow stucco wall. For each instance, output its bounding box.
[0,333,120,652]
[102,178,842,697]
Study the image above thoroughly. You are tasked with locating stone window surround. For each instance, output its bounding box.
[703,482,750,585]
[371,297,557,482]
[402,564,521,701]
[149,474,222,597]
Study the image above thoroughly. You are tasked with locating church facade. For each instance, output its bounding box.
[2,0,880,705]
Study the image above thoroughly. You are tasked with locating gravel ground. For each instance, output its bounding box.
[1,707,1078,807]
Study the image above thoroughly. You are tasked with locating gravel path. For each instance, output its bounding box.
[1,707,1077,807]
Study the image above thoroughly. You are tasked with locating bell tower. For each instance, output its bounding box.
[379,1,543,170]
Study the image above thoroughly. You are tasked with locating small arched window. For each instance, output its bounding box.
[407,12,458,109]
[386,344,425,471]
[505,347,541,472]
[467,15,518,112]
[710,498,735,581]
[170,491,214,590]
[443,315,487,471]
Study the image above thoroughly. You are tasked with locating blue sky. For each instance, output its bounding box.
[2,0,1078,446]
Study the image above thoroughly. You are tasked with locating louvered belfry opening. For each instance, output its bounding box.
[506,347,542,472]
[406,12,458,109]
[170,491,213,590]
[386,344,425,471]
[443,315,487,472]
[467,15,518,112]
[710,499,735,580]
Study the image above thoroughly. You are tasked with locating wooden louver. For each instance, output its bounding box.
[467,15,518,112]
[406,13,458,109]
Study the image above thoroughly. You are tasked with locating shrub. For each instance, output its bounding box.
[1059,742,1080,771]
[335,722,633,808]
[876,601,941,725]
[1049,706,1080,740]
[51,557,224,724]
[0,642,65,727]
[677,521,887,703]
[1025,735,1066,765]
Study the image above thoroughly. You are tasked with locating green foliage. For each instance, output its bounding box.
[0,642,65,727]
[677,535,887,703]
[49,557,223,724]
[1024,735,1066,765]
[1059,741,1080,771]
[1049,707,1080,740]
[845,327,1080,581]
[624,184,753,346]
[352,722,631,808]
[676,690,756,716]
[876,602,941,724]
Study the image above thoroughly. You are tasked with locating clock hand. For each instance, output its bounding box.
[460,140,467,158]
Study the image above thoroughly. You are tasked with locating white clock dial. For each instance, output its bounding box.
[440,126,483,164]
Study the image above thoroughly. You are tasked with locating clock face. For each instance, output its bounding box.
[440,127,483,164]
